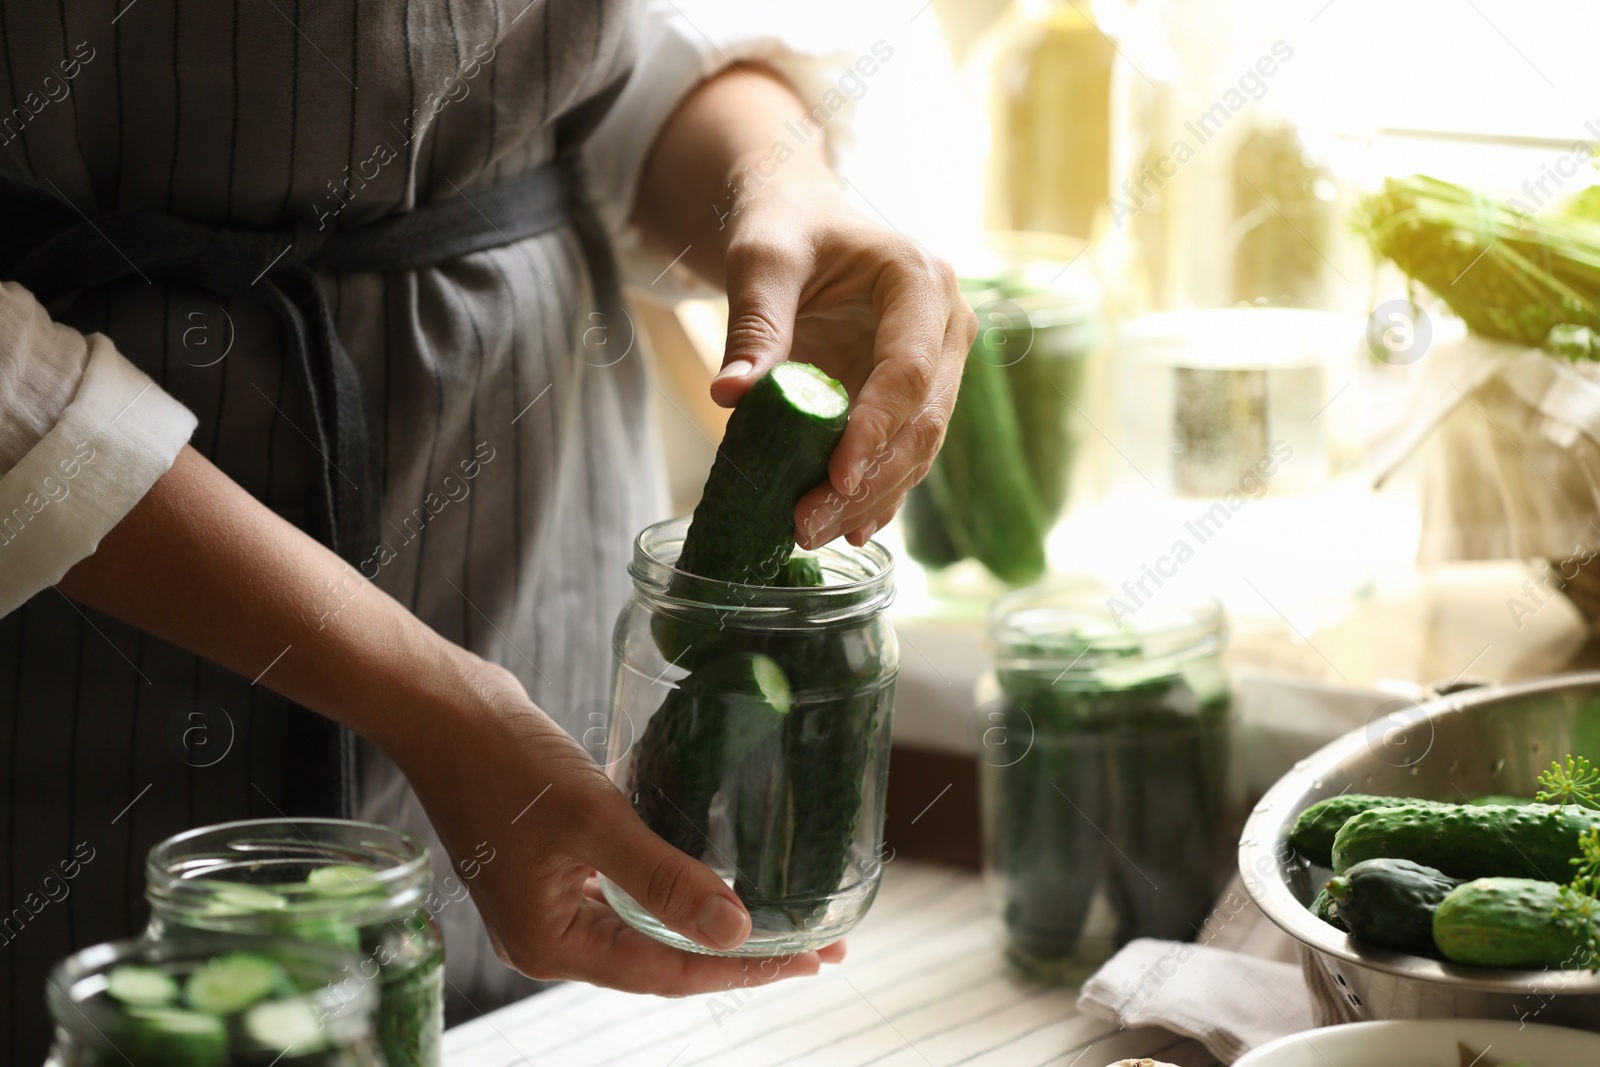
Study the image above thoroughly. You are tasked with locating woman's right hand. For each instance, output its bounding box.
[388,653,846,995]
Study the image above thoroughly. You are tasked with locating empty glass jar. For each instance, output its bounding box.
[146,819,442,1067]
[979,587,1237,982]
[45,934,381,1066]
[601,516,898,956]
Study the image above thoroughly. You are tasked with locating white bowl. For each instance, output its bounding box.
[1236,1019,1600,1066]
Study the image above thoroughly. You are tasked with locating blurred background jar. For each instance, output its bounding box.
[898,232,1101,599]
[601,517,898,956]
[977,585,1237,983]
[45,934,381,1067]
[145,820,442,1067]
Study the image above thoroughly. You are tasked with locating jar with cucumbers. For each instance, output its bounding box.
[979,587,1236,982]
[45,934,382,1066]
[601,362,897,956]
[901,247,1097,589]
[146,820,443,1067]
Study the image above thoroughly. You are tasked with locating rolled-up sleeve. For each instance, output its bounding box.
[0,281,196,616]
[584,0,870,292]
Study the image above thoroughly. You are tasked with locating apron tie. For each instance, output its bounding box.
[0,154,617,564]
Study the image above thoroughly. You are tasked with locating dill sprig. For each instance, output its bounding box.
[1536,756,1600,809]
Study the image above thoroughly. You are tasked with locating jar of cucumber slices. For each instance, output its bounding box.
[146,819,443,1067]
[602,516,898,956]
[45,934,382,1066]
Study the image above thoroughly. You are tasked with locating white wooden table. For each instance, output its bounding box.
[443,862,1221,1067]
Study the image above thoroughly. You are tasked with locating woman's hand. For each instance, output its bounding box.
[394,656,848,995]
[711,161,975,551]
[634,65,976,551]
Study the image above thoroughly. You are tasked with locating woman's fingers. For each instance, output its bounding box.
[579,787,753,955]
[560,890,826,996]
[711,236,811,408]
[825,252,972,501]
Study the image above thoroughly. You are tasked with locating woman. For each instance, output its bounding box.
[0,2,972,1059]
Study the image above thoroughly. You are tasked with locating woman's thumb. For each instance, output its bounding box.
[590,798,752,952]
[711,245,803,407]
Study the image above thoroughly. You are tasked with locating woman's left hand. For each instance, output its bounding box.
[709,158,976,550]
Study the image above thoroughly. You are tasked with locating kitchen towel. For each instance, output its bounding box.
[1075,874,1353,1063]
[1077,938,1316,1064]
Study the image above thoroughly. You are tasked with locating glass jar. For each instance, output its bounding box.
[901,235,1099,591]
[146,819,443,1067]
[979,587,1237,983]
[600,516,898,956]
[45,934,382,1066]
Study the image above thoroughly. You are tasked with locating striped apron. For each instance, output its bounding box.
[0,1,662,1059]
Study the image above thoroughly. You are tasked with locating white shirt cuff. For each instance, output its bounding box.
[584,1,872,296]
[0,338,197,615]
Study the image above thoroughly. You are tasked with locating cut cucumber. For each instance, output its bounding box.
[629,653,792,859]
[305,863,379,895]
[203,885,290,917]
[185,953,293,1015]
[773,551,825,588]
[124,1006,227,1066]
[675,362,849,585]
[105,965,180,1006]
[243,997,329,1056]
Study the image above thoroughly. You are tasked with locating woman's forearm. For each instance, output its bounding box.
[55,444,487,763]
[633,63,832,287]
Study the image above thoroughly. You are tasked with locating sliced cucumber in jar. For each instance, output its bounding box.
[305,864,379,895]
[243,997,329,1057]
[124,1006,228,1066]
[105,965,180,1006]
[185,953,294,1014]
[202,885,291,917]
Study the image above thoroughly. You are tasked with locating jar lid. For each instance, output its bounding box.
[986,584,1226,684]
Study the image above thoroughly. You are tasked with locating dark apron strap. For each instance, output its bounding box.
[0,163,577,564]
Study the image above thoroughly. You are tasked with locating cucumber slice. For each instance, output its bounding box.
[124,1006,227,1066]
[203,884,290,916]
[243,997,328,1056]
[305,863,379,895]
[675,362,849,586]
[105,965,180,1006]
[185,953,293,1015]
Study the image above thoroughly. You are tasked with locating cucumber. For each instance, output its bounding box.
[243,997,329,1056]
[1433,878,1593,968]
[1325,858,1461,957]
[731,684,887,923]
[1330,803,1600,882]
[106,965,181,1007]
[773,551,825,588]
[1469,794,1536,807]
[1002,320,1087,517]
[185,953,294,1015]
[676,362,849,585]
[923,338,1048,585]
[123,1006,228,1067]
[1310,886,1346,930]
[628,653,791,859]
[1288,795,1454,868]
[899,477,963,569]
[305,864,379,894]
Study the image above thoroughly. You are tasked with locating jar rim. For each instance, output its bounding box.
[630,516,895,627]
[48,934,376,1047]
[145,818,430,923]
[986,584,1226,680]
